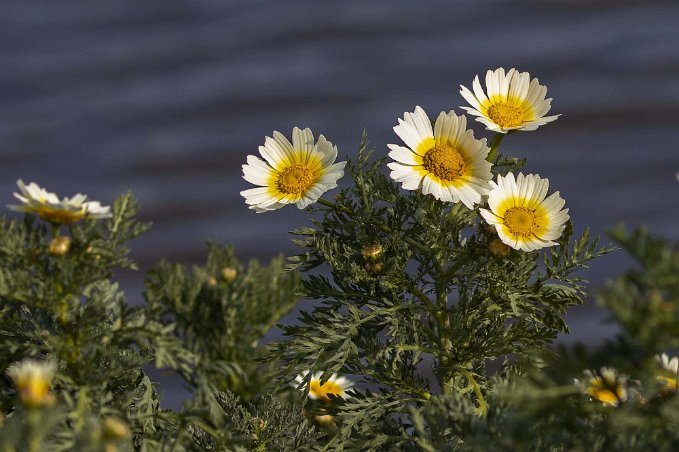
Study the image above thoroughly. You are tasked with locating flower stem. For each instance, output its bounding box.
[486,132,505,163]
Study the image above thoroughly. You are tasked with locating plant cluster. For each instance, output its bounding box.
[0,67,676,451]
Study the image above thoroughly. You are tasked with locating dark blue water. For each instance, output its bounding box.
[1,0,678,407]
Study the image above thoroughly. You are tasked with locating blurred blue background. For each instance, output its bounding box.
[1,0,678,406]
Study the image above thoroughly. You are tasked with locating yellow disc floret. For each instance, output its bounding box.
[309,379,344,401]
[276,165,316,195]
[422,143,466,182]
[504,207,538,237]
[487,103,525,129]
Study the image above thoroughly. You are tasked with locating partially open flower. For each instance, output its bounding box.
[460,68,560,133]
[240,128,346,213]
[580,367,628,407]
[8,180,112,224]
[294,371,353,402]
[6,359,57,408]
[656,353,678,394]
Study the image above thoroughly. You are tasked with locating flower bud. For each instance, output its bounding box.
[361,244,384,262]
[49,236,72,256]
[207,276,218,286]
[314,414,335,424]
[489,239,510,258]
[364,261,384,275]
[221,267,237,282]
[103,416,130,439]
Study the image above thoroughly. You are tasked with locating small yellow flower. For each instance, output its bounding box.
[656,353,678,393]
[8,180,112,224]
[581,367,627,407]
[480,173,569,251]
[294,371,353,402]
[6,359,57,408]
[460,68,560,133]
[240,128,346,213]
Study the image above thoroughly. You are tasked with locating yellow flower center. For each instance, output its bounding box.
[504,207,538,237]
[422,143,466,182]
[34,206,87,224]
[276,165,315,195]
[657,376,677,393]
[309,379,343,401]
[587,383,624,407]
[15,376,52,408]
[487,103,525,128]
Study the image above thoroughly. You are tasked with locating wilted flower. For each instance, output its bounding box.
[240,128,346,213]
[294,371,353,402]
[580,367,628,407]
[480,173,569,251]
[8,180,112,224]
[460,67,560,133]
[656,353,678,393]
[6,358,57,408]
[387,106,492,209]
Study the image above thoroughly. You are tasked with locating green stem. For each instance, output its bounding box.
[486,132,506,163]
[317,198,431,254]
[27,409,43,452]
[457,367,487,416]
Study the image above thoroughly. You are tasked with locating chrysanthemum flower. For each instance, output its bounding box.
[581,367,628,407]
[480,173,569,251]
[240,128,346,213]
[656,353,678,393]
[8,180,112,224]
[387,106,492,208]
[460,68,560,133]
[6,359,57,408]
[294,371,353,401]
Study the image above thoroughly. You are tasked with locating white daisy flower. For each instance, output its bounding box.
[293,370,353,401]
[240,128,346,213]
[387,106,492,209]
[460,67,560,133]
[656,353,678,393]
[8,180,112,224]
[580,367,628,407]
[480,173,569,252]
[6,358,57,408]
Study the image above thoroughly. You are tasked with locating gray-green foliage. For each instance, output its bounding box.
[271,134,612,448]
[411,225,679,451]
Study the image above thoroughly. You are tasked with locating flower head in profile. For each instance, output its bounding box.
[240,128,346,213]
[8,180,112,224]
[460,68,560,133]
[580,367,628,407]
[6,359,57,408]
[293,371,353,402]
[480,173,569,251]
[656,353,678,393]
[387,106,492,209]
